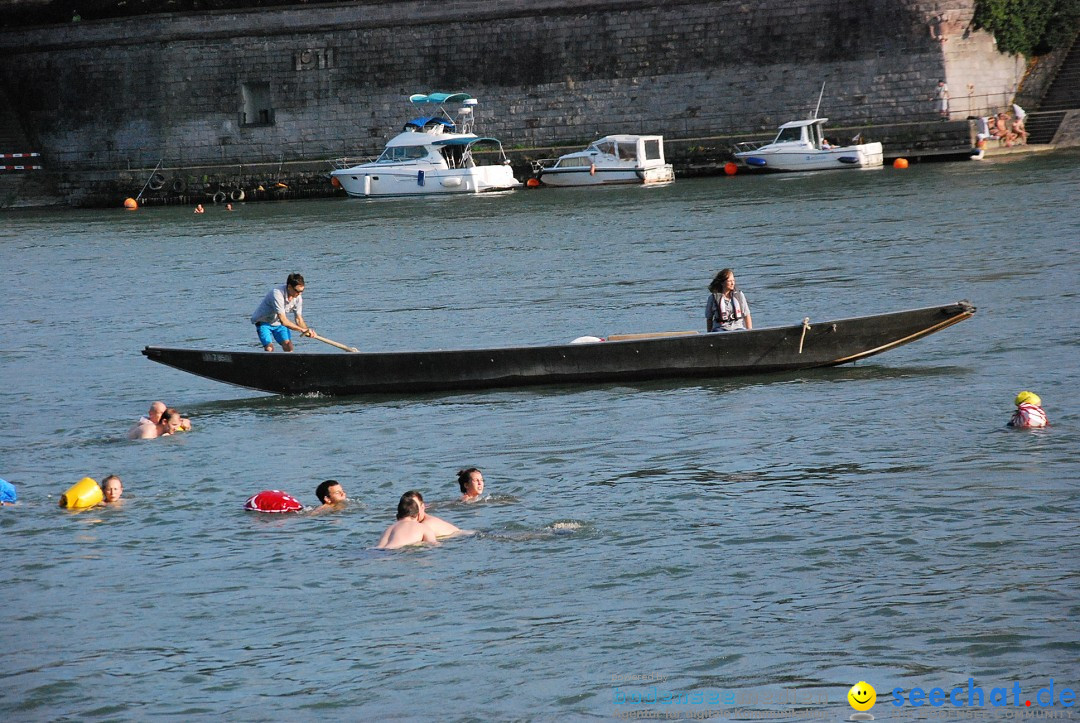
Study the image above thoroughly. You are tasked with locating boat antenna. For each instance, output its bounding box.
[812,82,826,119]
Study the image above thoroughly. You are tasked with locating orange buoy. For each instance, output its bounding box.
[724,162,738,176]
[526,178,540,188]
[123,197,138,210]
[893,158,909,169]
[330,176,342,188]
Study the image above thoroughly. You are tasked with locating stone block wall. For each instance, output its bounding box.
[0,0,1026,173]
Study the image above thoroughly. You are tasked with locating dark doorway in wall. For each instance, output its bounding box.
[240,82,274,127]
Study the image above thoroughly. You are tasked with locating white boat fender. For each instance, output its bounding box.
[441,177,463,188]
[212,191,227,204]
[570,336,605,344]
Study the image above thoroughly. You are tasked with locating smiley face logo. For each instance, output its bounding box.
[848,681,876,711]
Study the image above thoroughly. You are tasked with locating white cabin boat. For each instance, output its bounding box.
[534,135,674,187]
[331,92,519,198]
[733,118,883,172]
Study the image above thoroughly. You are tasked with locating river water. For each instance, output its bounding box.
[2,151,1079,721]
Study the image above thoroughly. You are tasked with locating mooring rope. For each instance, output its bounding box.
[798,317,811,354]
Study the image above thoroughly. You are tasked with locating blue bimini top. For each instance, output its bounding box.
[0,478,16,504]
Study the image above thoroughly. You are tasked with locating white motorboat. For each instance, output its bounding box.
[330,92,519,197]
[733,118,883,172]
[533,134,674,187]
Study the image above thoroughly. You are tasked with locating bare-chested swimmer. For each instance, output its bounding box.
[376,493,439,550]
[402,490,471,538]
[457,467,485,502]
[312,479,347,514]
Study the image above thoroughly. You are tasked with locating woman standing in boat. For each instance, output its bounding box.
[706,269,752,332]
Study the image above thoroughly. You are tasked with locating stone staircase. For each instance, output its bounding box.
[1027,32,1080,144]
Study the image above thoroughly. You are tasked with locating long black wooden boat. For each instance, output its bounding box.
[142,301,975,396]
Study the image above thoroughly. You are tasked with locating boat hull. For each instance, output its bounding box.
[735,142,884,172]
[539,164,674,187]
[331,165,519,197]
[143,302,975,396]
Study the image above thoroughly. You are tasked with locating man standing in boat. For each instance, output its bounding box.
[251,273,316,352]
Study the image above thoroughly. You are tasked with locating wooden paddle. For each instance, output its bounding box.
[309,333,359,353]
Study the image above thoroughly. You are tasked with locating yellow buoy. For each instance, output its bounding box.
[59,477,103,509]
[893,158,909,169]
[123,198,138,210]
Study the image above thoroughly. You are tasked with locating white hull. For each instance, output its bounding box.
[539,163,674,187]
[333,165,519,198]
[736,142,883,172]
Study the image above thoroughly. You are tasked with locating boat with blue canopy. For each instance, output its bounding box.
[331,92,519,197]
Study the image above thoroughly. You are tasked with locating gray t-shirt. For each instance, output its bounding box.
[251,284,302,326]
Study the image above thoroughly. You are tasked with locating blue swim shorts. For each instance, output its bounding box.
[256,323,291,348]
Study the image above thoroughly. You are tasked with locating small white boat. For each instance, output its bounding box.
[534,135,674,187]
[331,92,519,198]
[733,118,883,172]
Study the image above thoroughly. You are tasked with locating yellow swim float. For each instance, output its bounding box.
[59,477,103,509]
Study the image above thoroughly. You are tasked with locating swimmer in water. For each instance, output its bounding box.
[194,204,205,214]
[457,467,484,502]
[128,401,191,439]
[376,494,438,550]
[159,408,184,436]
[1009,391,1048,429]
[101,474,124,504]
[128,401,167,439]
[0,477,16,506]
[401,490,468,538]
[312,479,347,514]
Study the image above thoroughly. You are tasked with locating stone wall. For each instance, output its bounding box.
[0,0,1028,203]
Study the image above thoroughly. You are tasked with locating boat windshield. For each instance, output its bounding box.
[377,145,430,163]
[774,126,805,143]
[592,141,616,156]
[616,143,636,161]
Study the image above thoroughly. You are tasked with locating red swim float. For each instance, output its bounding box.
[243,489,303,513]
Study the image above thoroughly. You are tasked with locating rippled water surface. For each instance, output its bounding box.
[2,151,1079,721]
